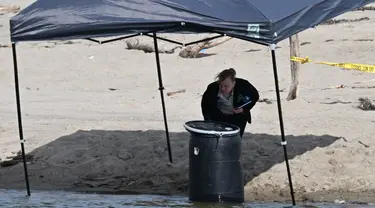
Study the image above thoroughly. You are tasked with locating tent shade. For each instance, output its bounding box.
[9,0,374,44]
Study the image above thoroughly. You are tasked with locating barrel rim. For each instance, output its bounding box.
[183,120,240,136]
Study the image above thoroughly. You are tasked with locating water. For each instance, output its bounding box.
[0,189,371,208]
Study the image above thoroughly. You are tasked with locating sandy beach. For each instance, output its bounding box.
[1,0,375,204]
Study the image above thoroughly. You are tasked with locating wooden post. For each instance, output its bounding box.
[286,34,300,101]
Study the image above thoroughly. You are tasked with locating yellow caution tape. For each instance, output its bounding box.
[290,56,375,73]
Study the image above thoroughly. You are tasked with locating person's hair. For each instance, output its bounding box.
[215,68,236,83]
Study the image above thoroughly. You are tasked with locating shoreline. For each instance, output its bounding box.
[2,184,375,205]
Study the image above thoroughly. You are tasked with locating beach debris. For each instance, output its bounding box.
[322,84,346,90]
[322,17,369,25]
[353,6,375,11]
[63,41,74,44]
[320,100,352,105]
[300,41,311,46]
[0,151,33,167]
[125,38,182,54]
[258,98,273,104]
[124,36,233,58]
[358,141,370,148]
[333,84,345,89]
[351,85,375,89]
[322,84,375,91]
[166,89,186,97]
[340,137,348,142]
[357,97,375,111]
[178,36,232,58]
[354,38,373,42]
[245,49,261,52]
[0,4,20,14]
[334,199,346,204]
[264,88,286,93]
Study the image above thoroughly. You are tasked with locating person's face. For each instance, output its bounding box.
[219,77,235,95]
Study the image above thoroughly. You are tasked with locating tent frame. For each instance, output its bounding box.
[11,30,296,205]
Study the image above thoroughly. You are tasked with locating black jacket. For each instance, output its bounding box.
[201,78,259,123]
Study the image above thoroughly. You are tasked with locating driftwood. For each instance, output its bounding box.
[286,34,300,101]
[178,36,232,58]
[125,38,182,54]
[353,6,375,11]
[125,36,232,58]
[0,4,20,14]
[322,17,369,25]
[167,89,186,97]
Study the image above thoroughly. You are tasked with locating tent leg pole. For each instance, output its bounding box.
[12,43,31,196]
[270,44,296,205]
[152,33,173,163]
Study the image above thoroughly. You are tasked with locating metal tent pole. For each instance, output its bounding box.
[270,44,296,205]
[11,43,31,196]
[152,32,173,163]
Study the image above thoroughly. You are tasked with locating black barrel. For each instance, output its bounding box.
[183,120,244,203]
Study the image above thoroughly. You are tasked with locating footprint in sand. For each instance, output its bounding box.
[328,158,345,174]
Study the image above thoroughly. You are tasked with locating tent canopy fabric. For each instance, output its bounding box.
[10,0,374,45]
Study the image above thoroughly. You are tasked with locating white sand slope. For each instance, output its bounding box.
[0,0,375,203]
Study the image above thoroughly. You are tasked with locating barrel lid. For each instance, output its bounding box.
[183,120,240,136]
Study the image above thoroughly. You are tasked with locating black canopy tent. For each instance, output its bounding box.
[9,0,374,205]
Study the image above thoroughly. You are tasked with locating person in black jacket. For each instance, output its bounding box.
[201,68,259,137]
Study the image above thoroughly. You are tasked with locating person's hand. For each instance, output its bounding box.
[233,107,243,114]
